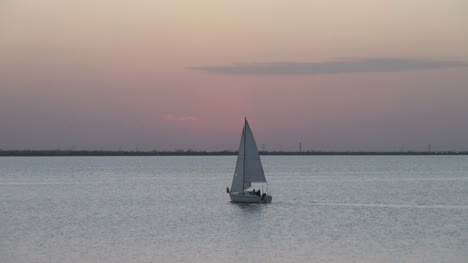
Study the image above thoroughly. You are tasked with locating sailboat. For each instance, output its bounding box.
[227,118,272,203]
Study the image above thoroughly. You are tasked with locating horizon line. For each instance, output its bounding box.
[1,149,467,156]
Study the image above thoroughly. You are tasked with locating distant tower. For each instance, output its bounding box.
[400,144,404,152]
[428,144,431,152]
[299,142,302,153]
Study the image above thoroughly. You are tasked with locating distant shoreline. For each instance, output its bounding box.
[0,150,467,156]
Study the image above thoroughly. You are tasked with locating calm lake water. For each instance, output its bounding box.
[0,156,467,263]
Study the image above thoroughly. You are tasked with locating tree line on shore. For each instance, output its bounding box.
[0,150,466,156]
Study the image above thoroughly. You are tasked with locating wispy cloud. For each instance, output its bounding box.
[189,58,468,75]
[164,114,201,121]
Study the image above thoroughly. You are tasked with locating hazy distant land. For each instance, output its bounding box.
[0,150,466,156]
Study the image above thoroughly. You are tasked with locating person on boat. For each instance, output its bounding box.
[252,189,256,195]
[256,189,261,196]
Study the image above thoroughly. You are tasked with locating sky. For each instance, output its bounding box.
[1,0,467,151]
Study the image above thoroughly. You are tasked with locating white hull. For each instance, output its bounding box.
[230,193,272,203]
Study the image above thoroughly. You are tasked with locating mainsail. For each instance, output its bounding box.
[231,119,266,193]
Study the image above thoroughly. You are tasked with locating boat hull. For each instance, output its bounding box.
[229,193,272,203]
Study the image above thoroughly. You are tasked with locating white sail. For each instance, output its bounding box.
[231,127,245,193]
[230,119,266,193]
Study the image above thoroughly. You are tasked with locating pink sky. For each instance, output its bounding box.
[1,0,467,151]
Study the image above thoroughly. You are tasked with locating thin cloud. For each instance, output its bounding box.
[189,58,468,75]
[164,114,201,121]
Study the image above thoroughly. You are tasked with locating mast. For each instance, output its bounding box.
[242,118,246,191]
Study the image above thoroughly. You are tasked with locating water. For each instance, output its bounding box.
[0,156,467,263]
